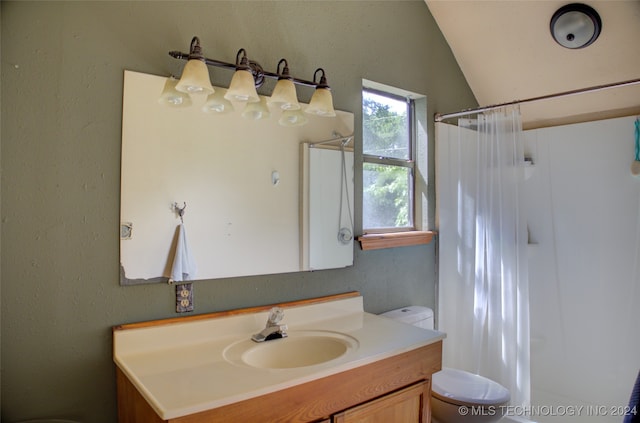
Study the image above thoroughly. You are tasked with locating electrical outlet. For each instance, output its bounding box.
[176,283,194,313]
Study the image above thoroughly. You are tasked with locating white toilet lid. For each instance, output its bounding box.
[432,368,510,405]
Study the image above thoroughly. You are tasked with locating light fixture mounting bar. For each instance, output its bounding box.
[168,51,318,88]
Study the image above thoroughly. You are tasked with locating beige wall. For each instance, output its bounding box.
[0,1,475,421]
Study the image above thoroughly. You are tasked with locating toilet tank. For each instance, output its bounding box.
[381,306,434,330]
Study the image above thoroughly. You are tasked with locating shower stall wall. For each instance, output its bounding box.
[436,114,640,423]
[522,115,640,423]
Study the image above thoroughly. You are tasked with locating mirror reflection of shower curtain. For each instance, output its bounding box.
[436,106,530,407]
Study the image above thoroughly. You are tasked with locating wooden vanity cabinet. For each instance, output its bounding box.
[333,381,429,423]
[116,341,441,423]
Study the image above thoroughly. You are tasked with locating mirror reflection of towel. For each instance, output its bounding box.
[170,223,197,282]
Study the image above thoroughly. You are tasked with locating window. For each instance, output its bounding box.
[359,81,433,250]
[362,88,415,232]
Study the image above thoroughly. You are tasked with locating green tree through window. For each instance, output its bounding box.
[362,89,414,231]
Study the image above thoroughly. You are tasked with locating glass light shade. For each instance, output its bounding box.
[268,79,300,110]
[550,4,601,49]
[279,109,308,127]
[224,69,259,102]
[202,89,234,114]
[158,77,192,107]
[552,11,596,48]
[242,96,270,120]
[175,59,214,94]
[305,88,336,117]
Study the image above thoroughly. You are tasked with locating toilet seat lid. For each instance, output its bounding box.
[432,368,510,405]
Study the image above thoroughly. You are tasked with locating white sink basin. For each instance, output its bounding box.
[224,330,359,369]
[114,294,447,420]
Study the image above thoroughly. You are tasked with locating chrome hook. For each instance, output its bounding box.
[174,202,187,223]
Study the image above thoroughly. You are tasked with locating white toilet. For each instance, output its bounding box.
[381,306,510,423]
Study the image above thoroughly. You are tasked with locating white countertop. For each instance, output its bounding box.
[113,295,445,420]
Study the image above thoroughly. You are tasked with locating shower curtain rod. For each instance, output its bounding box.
[434,77,640,122]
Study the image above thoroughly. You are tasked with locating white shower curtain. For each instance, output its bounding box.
[436,106,530,407]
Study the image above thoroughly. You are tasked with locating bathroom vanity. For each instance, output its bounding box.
[113,292,444,422]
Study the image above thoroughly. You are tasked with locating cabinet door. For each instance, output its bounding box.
[332,381,430,423]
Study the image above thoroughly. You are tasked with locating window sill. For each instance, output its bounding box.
[357,231,436,251]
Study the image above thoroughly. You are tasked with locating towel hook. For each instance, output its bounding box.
[174,202,187,223]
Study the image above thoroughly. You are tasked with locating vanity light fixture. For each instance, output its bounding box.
[241,96,271,120]
[158,76,193,107]
[202,89,234,114]
[175,37,215,94]
[550,3,602,49]
[268,59,301,110]
[225,49,261,103]
[305,68,336,117]
[168,36,336,118]
[279,109,308,127]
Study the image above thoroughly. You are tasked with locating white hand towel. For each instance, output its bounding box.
[170,223,197,282]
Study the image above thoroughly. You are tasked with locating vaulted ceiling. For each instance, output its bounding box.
[425,0,640,129]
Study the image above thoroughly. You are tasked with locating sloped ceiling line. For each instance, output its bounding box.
[425,0,640,129]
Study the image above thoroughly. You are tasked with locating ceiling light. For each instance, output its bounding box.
[175,37,215,94]
[550,3,602,49]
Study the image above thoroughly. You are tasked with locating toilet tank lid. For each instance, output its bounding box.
[432,368,510,405]
[380,306,433,324]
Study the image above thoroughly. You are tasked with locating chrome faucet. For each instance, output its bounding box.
[251,307,288,342]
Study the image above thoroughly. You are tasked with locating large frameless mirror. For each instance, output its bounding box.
[120,70,354,284]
